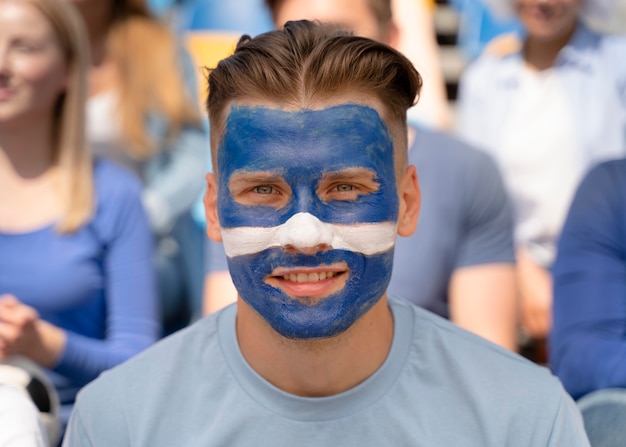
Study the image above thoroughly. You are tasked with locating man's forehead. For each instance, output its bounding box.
[223,102,387,134]
[218,102,395,173]
[224,94,388,121]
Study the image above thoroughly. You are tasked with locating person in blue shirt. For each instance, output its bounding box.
[551,158,626,446]
[63,20,588,446]
[0,0,160,424]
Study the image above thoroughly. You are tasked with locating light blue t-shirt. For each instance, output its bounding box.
[64,299,588,446]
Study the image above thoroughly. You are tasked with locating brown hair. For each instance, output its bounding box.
[265,0,392,28]
[207,20,421,176]
[106,0,200,159]
[22,0,93,233]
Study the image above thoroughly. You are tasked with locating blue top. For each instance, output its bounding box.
[550,158,626,400]
[0,160,160,405]
[389,127,515,316]
[63,299,589,446]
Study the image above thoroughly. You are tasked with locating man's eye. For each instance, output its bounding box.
[254,185,275,194]
[334,184,354,192]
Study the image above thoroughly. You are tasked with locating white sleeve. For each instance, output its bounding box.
[0,386,48,447]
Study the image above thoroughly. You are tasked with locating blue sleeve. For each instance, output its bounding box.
[550,159,626,399]
[143,46,209,233]
[455,150,515,268]
[54,164,161,385]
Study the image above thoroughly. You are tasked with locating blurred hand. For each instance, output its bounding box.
[0,294,65,367]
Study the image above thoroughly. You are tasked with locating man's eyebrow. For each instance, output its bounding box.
[228,172,286,184]
[319,167,378,182]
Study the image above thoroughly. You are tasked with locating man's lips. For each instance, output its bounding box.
[265,264,349,300]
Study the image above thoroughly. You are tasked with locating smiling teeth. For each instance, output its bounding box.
[283,272,337,282]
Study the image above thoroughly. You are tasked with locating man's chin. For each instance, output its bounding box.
[245,290,382,340]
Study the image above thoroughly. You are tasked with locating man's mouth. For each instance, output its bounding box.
[281,271,339,282]
[266,264,349,300]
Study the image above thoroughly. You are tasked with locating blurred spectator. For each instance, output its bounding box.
[450,0,522,60]
[388,0,452,128]
[65,0,208,331]
[204,0,518,351]
[550,158,626,446]
[456,0,626,342]
[170,0,450,129]
[0,0,160,425]
[266,0,452,129]
[170,0,274,35]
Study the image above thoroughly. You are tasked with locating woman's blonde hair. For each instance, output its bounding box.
[107,0,200,159]
[24,0,93,233]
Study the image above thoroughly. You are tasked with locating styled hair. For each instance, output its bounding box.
[106,0,200,159]
[23,0,93,233]
[207,20,421,176]
[264,0,392,28]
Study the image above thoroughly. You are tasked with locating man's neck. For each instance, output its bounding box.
[524,25,577,71]
[236,296,394,397]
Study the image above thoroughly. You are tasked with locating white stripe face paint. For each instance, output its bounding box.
[221,212,398,258]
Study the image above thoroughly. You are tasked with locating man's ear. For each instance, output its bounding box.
[397,165,420,237]
[204,173,223,242]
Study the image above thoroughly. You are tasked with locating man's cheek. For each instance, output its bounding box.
[217,196,285,229]
[319,195,399,225]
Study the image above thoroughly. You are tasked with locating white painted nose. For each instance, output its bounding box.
[277,213,333,251]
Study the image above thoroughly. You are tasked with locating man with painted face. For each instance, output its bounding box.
[205,0,519,353]
[63,21,589,446]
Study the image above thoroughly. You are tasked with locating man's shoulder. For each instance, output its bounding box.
[396,299,563,390]
[77,311,224,403]
[393,299,588,445]
[585,25,626,56]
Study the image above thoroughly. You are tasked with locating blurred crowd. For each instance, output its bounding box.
[1,0,625,445]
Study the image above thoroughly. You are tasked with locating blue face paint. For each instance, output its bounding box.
[218,104,398,339]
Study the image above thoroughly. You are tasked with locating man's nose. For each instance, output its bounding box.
[277,213,333,254]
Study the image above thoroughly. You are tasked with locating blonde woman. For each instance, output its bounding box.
[65,0,208,328]
[0,0,160,424]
